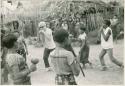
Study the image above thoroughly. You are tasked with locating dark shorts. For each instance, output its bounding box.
[55,74,77,85]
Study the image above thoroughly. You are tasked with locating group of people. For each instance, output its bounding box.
[1,18,124,85]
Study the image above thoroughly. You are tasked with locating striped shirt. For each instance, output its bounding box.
[50,47,75,75]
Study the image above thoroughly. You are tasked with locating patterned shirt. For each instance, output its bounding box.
[6,53,29,84]
[50,47,75,75]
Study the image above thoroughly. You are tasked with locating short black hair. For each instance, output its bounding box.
[2,33,17,49]
[104,20,111,26]
[53,29,69,43]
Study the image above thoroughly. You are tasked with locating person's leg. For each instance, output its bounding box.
[99,49,107,70]
[86,46,92,67]
[107,49,123,67]
[43,48,50,68]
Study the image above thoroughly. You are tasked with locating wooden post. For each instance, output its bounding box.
[1,0,4,29]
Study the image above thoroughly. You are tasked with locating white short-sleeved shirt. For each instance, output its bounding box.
[101,27,113,49]
[78,32,86,40]
[42,28,56,49]
[50,47,75,75]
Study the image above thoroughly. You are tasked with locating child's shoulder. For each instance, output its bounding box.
[50,47,73,56]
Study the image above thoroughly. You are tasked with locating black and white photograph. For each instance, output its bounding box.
[0,0,124,85]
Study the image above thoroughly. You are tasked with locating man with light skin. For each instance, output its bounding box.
[38,21,56,71]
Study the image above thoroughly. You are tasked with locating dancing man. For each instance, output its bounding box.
[38,21,56,71]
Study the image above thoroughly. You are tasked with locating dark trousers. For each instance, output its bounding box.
[43,48,54,68]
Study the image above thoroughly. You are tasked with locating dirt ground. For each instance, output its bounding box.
[5,40,124,85]
[25,39,124,85]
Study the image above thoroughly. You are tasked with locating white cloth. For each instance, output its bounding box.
[43,28,56,49]
[101,27,113,49]
[78,32,86,40]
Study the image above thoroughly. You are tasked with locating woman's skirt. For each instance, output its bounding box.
[79,44,90,64]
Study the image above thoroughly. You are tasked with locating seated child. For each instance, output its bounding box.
[50,29,80,85]
[78,26,92,68]
[2,33,36,85]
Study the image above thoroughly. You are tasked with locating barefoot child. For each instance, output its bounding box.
[2,33,36,85]
[99,20,124,71]
[50,29,80,85]
[78,26,92,68]
[13,31,28,61]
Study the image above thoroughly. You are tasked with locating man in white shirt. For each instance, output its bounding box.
[99,20,123,71]
[38,21,56,71]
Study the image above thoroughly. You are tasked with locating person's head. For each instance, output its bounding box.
[13,31,21,38]
[13,21,19,30]
[2,33,18,50]
[79,24,86,34]
[103,20,111,28]
[53,29,69,47]
[113,15,117,19]
[38,21,47,31]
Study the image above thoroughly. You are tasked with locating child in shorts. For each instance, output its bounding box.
[2,33,36,85]
[50,29,80,85]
